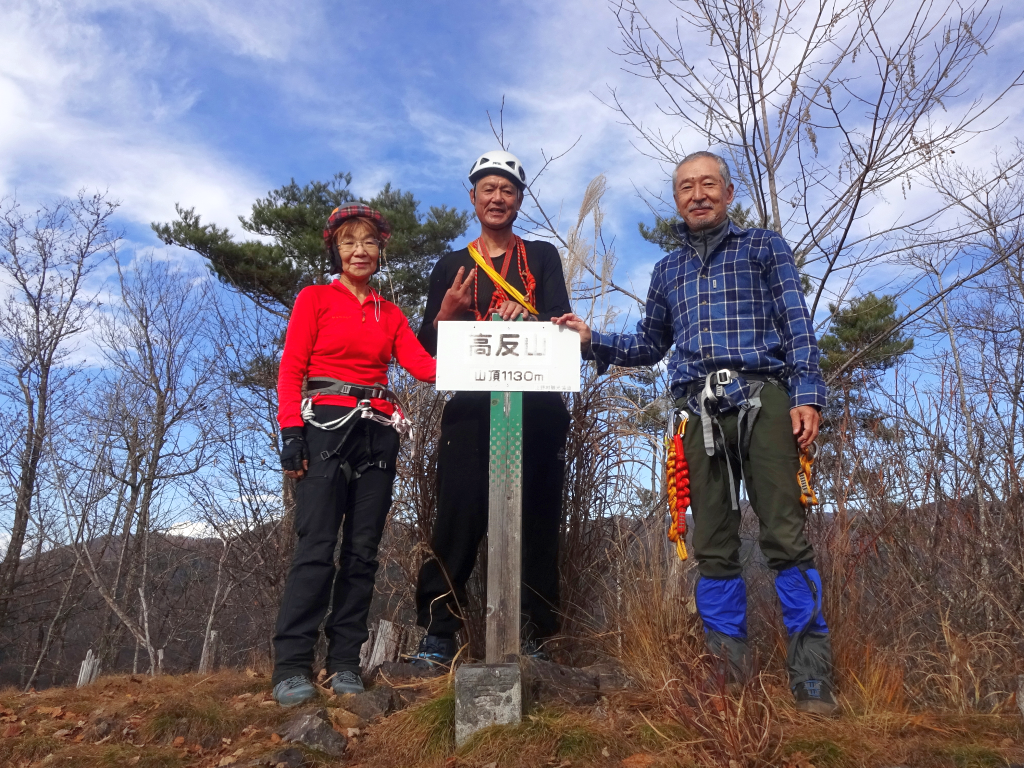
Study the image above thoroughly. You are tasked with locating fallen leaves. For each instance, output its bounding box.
[2,723,24,738]
[620,755,657,768]
[783,753,817,768]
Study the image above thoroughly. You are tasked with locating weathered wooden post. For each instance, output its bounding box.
[485,387,523,663]
[437,317,579,744]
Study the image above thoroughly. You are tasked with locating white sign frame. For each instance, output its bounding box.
[435,321,581,392]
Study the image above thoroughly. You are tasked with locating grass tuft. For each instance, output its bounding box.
[783,737,846,767]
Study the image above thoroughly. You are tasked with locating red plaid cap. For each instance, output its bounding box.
[323,204,392,247]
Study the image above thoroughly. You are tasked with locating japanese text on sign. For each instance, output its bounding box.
[436,321,581,392]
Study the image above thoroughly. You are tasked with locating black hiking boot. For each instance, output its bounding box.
[407,634,456,671]
[521,638,551,662]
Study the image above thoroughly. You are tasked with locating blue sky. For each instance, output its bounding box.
[3,0,1023,326]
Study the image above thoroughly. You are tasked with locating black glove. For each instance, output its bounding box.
[280,427,308,472]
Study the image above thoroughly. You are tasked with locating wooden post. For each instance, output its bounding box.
[77,649,100,688]
[486,388,523,663]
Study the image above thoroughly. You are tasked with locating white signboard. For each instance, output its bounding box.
[436,321,581,392]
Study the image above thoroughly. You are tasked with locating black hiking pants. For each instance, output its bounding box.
[272,405,399,686]
[415,392,570,642]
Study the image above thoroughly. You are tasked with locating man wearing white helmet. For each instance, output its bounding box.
[411,150,572,667]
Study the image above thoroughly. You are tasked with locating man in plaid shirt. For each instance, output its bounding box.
[554,151,838,716]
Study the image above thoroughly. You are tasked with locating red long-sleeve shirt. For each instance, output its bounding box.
[277,281,437,429]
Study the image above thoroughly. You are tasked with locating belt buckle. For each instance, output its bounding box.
[714,369,732,386]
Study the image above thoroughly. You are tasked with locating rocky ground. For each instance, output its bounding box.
[1,665,1022,768]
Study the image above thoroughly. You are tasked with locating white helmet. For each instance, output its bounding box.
[468,150,527,189]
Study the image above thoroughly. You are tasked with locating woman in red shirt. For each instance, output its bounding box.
[272,204,436,706]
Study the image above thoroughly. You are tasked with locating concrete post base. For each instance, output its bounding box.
[454,662,522,746]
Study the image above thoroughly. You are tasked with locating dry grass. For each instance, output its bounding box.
[0,670,342,768]
[0,665,1021,768]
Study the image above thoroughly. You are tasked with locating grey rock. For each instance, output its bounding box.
[454,663,522,746]
[246,747,309,767]
[520,657,600,706]
[280,708,346,757]
[583,661,635,692]
[83,717,114,741]
[337,685,404,721]
[1018,674,1024,720]
[377,661,442,679]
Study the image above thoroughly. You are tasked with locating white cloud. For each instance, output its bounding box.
[0,0,275,232]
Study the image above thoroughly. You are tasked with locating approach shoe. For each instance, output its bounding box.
[521,638,551,662]
[273,675,317,707]
[408,634,457,671]
[793,679,840,717]
[331,670,365,695]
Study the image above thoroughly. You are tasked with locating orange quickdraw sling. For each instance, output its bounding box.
[797,443,819,507]
[665,412,690,561]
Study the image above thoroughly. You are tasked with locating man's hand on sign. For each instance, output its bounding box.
[551,313,591,351]
[790,405,820,450]
[495,299,535,321]
[433,266,477,328]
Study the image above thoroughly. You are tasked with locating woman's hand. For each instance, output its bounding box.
[552,313,592,351]
[280,428,309,480]
[434,266,477,328]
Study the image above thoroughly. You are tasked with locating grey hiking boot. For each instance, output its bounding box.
[793,679,840,717]
[331,670,364,695]
[273,675,317,707]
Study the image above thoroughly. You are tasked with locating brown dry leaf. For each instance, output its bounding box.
[0,715,17,723]
[1001,737,1014,747]
[329,708,366,731]
[621,755,657,768]
[2,723,24,737]
[218,758,236,767]
[173,736,185,747]
[128,757,140,765]
[269,733,281,743]
[245,668,257,678]
[783,753,817,768]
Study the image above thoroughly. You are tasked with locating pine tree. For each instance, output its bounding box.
[818,292,914,432]
[152,173,468,320]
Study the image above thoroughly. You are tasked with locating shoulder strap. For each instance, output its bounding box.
[467,243,538,315]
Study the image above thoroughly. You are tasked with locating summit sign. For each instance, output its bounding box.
[435,321,581,392]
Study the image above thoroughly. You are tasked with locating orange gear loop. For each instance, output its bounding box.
[468,236,537,319]
[797,442,819,507]
[665,414,690,561]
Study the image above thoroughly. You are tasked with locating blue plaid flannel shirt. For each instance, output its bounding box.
[587,220,826,409]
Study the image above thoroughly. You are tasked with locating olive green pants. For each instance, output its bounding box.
[677,382,815,579]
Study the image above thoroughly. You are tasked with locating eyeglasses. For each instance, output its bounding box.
[337,239,381,253]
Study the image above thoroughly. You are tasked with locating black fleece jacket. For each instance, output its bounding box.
[417,239,572,355]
